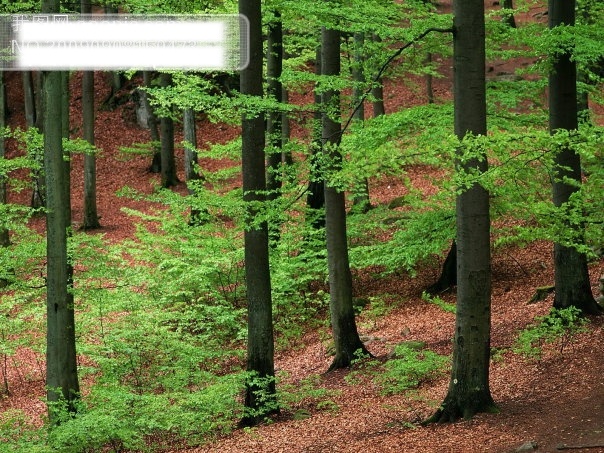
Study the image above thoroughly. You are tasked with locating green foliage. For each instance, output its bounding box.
[421,292,456,314]
[345,346,448,396]
[514,307,589,360]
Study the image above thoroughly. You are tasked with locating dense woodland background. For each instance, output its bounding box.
[0,0,603,451]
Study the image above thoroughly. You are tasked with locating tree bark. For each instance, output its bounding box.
[307,44,326,229]
[239,0,277,426]
[351,32,371,214]
[501,0,516,28]
[159,73,178,188]
[548,0,601,315]
[43,0,80,423]
[322,26,369,371]
[142,71,161,173]
[426,0,496,423]
[82,0,100,230]
[23,71,36,127]
[371,34,386,117]
[0,71,8,249]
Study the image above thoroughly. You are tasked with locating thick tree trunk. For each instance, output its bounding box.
[43,46,80,427]
[426,0,495,423]
[548,0,601,315]
[322,26,369,371]
[239,0,277,427]
[159,73,178,188]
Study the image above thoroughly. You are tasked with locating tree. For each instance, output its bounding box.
[548,0,602,315]
[142,71,162,173]
[427,0,496,422]
[322,25,369,371]
[81,0,100,230]
[159,73,178,188]
[239,0,278,426]
[43,0,80,422]
[350,32,371,214]
[501,0,516,28]
[0,71,8,249]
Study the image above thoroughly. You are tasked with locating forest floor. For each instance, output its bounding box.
[2,3,604,452]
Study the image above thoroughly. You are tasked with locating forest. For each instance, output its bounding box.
[0,0,603,452]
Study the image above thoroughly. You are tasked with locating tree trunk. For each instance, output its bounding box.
[266,10,283,197]
[426,0,496,423]
[82,0,100,230]
[183,108,205,224]
[426,240,457,294]
[26,70,45,209]
[322,26,369,371]
[351,32,371,214]
[61,72,69,138]
[548,0,601,315]
[282,87,292,166]
[0,71,8,249]
[23,71,36,127]
[307,44,326,229]
[43,0,80,422]
[501,0,516,28]
[142,71,161,173]
[371,34,386,117]
[159,73,178,188]
[239,0,277,426]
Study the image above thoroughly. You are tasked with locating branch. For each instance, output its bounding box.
[557,444,604,450]
[337,27,454,142]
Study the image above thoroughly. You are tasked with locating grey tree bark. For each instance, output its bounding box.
[81,0,100,229]
[142,71,161,173]
[351,32,371,214]
[426,0,496,423]
[548,0,601,315]
[322,26,369,371]
[43,0,80,422]
[159,73,178,188]
[239,0,277,426]
[0,71,8,249]
[266,10,283,198]
[371,34,386,117]
[306,44,326,229]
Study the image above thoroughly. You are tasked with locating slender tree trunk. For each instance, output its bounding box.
[282,87,292,166]
[371,34,386,117]
[142,71,161,173]
[159,73,178,188]
[322,26,369,371]
[351,32,371,214]
[183,108,205,224]
[34,72,44,130]
[307,44,326,229]
[426,0,495,423]
[23,71,36,127]
[43,1,80,425]
[82,68,100,229]
[239,0,277,426]
[427,240,457,294]
[26,71,45,208]
[0,71,8,249]
[266,10,283,198]
[81,0,100,229]
[426,52,435,104]
[501,0,516,28]
[548,0,601,315]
